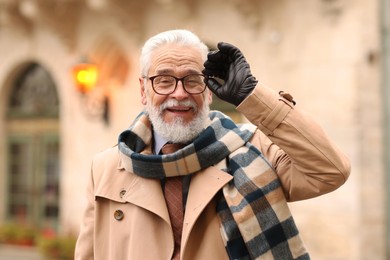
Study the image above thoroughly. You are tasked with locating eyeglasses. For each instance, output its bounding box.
[145,74,208,95]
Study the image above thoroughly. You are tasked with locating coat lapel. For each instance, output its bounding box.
[116,152,232,250]
[122,175,170,224]
[182,166,232,246]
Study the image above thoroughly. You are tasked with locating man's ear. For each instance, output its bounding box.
[139,77,147,105]
[207,89,213,105]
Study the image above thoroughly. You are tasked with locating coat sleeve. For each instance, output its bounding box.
[237,84,351,202]
[74,162,95,260]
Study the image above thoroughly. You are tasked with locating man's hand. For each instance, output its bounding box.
[202,42,258,106]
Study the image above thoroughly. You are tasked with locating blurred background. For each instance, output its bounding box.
[0,0,388,259]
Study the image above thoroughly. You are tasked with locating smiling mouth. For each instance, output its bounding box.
[166,106,193,113]
[160,99,197,114]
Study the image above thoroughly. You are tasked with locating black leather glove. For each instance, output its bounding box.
[202,42,258,106]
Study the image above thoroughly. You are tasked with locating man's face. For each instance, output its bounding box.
[140,44,212,125]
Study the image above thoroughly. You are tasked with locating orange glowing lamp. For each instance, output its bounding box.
[72,63,98,93]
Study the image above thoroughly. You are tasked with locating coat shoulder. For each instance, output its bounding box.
[91,145,134,201]
[92,145,120,169]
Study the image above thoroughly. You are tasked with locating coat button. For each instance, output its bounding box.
[119,190,126,198]
[114,210,124,221]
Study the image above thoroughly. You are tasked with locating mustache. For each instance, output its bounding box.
[159,99,198,111]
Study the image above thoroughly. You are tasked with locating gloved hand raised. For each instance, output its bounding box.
[202,42,258,106]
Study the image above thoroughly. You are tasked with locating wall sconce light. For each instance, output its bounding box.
[72,63,98,93]
[72,62,110,125]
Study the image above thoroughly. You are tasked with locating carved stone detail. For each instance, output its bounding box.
[0,0,267,50]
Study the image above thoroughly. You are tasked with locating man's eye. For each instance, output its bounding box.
[156,76,174,84]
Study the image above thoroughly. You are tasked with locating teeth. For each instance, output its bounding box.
[170,107,190,111]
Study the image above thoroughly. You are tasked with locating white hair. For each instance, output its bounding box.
[140,29,209,77]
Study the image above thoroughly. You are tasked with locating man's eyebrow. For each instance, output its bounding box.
[155,69,174,75]
[186,69,202,74]
[155,68,202,75]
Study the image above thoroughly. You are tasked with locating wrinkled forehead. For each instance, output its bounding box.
[149,44,204,76]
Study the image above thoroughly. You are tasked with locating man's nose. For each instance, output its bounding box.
[170,80,189,99]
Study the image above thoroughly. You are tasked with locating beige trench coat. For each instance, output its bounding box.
[75,85,351,260]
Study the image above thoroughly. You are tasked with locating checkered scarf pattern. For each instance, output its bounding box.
[118,111,309,259]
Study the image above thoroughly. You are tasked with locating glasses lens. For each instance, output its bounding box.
[183,75,206,94]
[151,74,207,95]
[152,75,176,94]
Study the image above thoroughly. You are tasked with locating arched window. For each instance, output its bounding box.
[5,62,60,230]
[8,63,59,118]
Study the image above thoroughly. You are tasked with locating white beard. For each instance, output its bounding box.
[145,96,210,143]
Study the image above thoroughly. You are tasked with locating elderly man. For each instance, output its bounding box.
[75,29,350,260]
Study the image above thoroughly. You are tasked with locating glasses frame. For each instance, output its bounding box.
[145,74,208,95]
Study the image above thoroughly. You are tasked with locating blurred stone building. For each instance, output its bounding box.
[0,0,388,259]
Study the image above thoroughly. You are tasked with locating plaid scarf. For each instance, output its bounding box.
[118,111,310,260]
